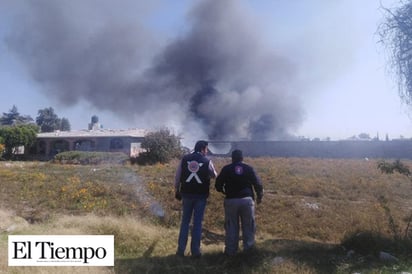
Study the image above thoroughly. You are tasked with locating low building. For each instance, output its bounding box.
[35,128,147,158]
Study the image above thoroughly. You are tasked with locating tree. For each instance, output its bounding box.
[60,118,71,131]
[358,133,371,140]
[0,136,4,157]
[36,107,59,132]
[0,124,39,159]
[91,115,99,124]
[139,128,182,164]
[36,107,70,132]
[379,1,412,105]
[0,105,33,125]
[88,115,101,130]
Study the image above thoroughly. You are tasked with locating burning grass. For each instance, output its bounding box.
[1,157,412,273]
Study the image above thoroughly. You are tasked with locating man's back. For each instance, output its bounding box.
[179,152,211,195]
[216,161,263,200]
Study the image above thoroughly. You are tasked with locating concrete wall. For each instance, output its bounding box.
[208,140,412,159]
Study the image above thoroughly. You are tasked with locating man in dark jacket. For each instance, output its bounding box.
[215,149,263,256]
[174,140,217,258]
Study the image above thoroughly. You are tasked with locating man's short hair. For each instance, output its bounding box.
[194,140,208,152]
[231,149,243,162]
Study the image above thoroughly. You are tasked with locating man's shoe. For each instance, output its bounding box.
[191,253,202,259]
[175,251,185,257]
[243,245,257,254]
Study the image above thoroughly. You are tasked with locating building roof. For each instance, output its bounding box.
[37,128,147,139]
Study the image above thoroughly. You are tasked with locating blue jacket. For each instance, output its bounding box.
[215,161,263,200]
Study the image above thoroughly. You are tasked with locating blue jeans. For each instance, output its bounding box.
[177,194,207,256]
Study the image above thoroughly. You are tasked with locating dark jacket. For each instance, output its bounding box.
[178,152,213,196]
[215,161,263,200]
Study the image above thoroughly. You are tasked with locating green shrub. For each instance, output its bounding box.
[53,151,129,165]
[138,128,183,165]
[0,124,39,159]
[377,159,411,176]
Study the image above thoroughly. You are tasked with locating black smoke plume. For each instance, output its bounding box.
[6,0,303,140]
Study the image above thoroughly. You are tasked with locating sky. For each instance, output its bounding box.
[0,0,411,143]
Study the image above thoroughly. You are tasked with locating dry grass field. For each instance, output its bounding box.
[1,157,412,273]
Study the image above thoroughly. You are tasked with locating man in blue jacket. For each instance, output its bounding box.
[215,149,263,256]
[174,140,217,258]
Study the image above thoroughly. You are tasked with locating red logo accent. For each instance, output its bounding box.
[235,165,243,175]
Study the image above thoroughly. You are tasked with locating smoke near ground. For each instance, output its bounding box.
[6,0,305,141]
